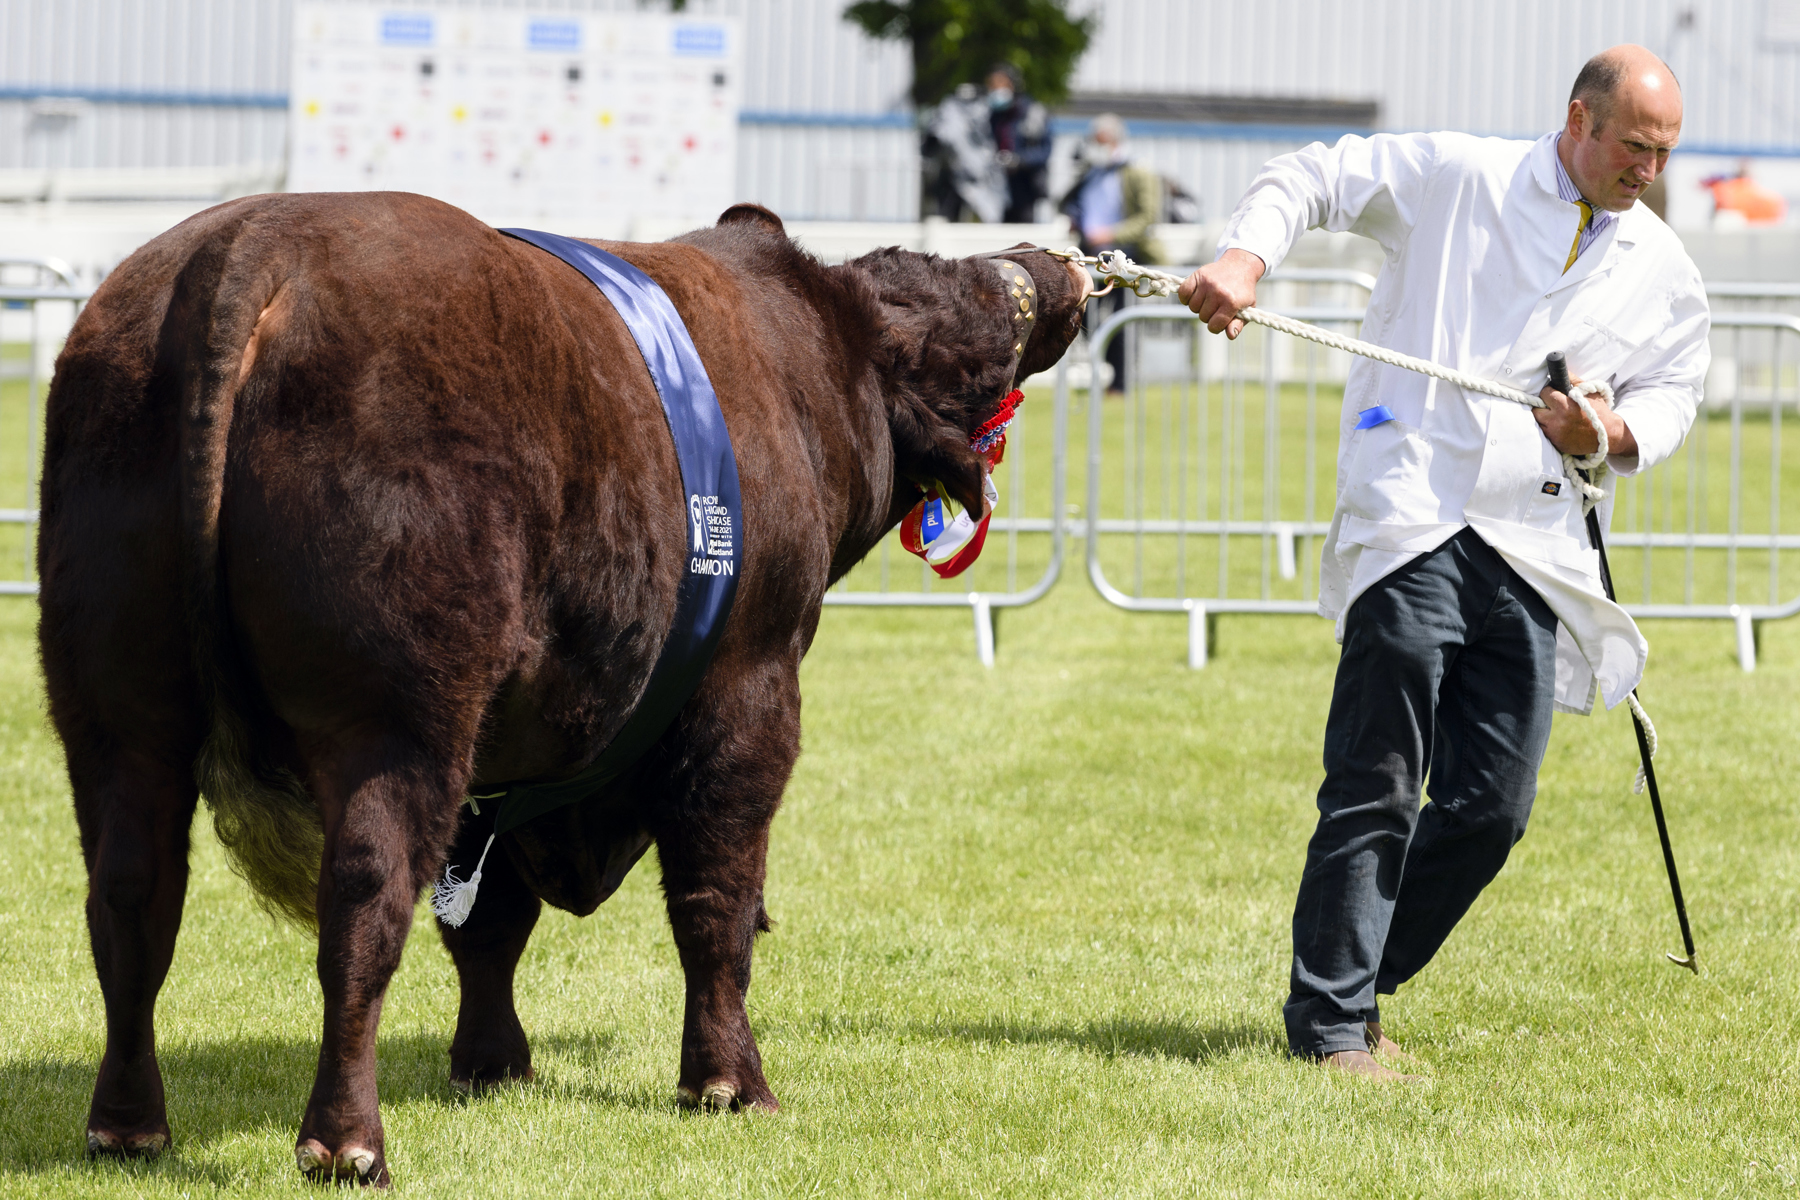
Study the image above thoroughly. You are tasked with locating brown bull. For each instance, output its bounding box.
[37,192,1088,1184]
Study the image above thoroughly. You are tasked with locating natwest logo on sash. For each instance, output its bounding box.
[689,492,735,576]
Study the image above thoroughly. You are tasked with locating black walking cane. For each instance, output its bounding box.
[1547,352,1699,973]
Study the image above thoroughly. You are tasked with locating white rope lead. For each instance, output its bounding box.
[1054,246,1657,790]
[1056,248,1616,511]
[1238,307,1614,513]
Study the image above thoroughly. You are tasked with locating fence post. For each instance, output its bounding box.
[972,593,995,668]
[1732,605,1758,671]
[1275,521,1297,580]
[1186,599,1208,669]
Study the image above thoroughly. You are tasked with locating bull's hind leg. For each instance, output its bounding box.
[40,495,205,1161]
[294,736,460,1187]
[437,812,541,1090]
[71,748,200,1159]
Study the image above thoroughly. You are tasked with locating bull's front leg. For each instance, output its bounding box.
[74,751,199,1160]
[296,743,456,1187]
[651,669,796,1114]
[657,817,780,1112]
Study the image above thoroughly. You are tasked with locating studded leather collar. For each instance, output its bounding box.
[990,258,1037,388]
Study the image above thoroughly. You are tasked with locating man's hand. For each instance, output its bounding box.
[1535,376,1638,459]
[1178,248,1266,339]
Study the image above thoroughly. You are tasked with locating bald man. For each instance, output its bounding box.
[1181,47,1708,1080]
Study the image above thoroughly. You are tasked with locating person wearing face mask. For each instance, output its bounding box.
[922,82,1007,223]
[1062,113,1166,394]
[986,63,1052,223]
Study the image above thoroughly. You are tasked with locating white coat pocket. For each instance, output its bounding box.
[1526,472,1585,540]
[1341,418,1433,526]
[1561,313,1656,385]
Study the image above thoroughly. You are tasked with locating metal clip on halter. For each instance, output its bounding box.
[1043,245,1118,298]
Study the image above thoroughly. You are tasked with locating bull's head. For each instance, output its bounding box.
[850,243,1090,523]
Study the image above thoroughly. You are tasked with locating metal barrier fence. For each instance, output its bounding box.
[1084,292,1800,672]
[1083,278,1367,668]
[816,268,1379,666]
[4,271,1793,675]
[0,274,89,596]
[821,359,1071,666]
[1617,311,1800,669]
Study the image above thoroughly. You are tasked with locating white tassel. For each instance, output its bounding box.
[431,833,495,928]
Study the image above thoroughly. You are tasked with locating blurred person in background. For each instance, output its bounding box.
[922,82,1007,223]
[986,63,1052,222]
[1063,113,1165,394]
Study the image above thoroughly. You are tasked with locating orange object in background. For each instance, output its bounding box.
[1704,172,1788,225]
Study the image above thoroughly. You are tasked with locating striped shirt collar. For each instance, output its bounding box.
[1552,133,1616,262]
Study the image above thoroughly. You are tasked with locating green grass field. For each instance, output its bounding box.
[1,354,1798,1195]
[1,553,1797,1194]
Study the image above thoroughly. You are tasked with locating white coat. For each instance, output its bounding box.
[1219,131,1711,713]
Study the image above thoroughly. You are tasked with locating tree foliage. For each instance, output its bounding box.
[843,0,1096,109]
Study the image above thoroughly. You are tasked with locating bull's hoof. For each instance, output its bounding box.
[676,1080,779,1113]
[87,1127,169,1159]
[448,1064,534,1096]
[296,1138,387,1187]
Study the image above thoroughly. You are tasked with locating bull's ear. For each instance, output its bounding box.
[890,401,986,517]
[717,203,785,234]
[936,451,986,519]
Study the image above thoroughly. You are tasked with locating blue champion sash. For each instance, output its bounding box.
[488,228,742,834]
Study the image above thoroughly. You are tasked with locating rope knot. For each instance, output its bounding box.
[1561,379,1615,514]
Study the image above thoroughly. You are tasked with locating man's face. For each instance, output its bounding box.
[1564,78,1683,212]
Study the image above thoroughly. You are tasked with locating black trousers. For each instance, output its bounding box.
[1284,529,1559,1056]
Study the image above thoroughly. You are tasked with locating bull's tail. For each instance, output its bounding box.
[171,214,323,927]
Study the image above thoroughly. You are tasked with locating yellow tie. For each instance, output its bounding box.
[1564,200,1593,274]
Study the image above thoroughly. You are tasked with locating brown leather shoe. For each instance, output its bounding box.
[1321,1049,1428,1083]
[1365,1021,1422,1066]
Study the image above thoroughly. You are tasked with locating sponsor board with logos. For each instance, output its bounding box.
[289,5,739,229]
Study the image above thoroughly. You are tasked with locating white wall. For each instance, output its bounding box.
[1072,0,1800,151]
[6,0,1800,230]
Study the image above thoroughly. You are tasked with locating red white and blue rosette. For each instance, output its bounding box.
[898,389,1021,579]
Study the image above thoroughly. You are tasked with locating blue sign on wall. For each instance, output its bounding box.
[672,25,727,57]
[379,13,434,46]
[528,19,581,51]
